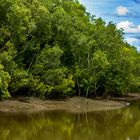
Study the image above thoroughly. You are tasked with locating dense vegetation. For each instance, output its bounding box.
[0,0,140,98]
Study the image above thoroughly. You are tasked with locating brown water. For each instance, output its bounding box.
[0,105,140,140]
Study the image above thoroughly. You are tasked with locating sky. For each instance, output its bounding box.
[78,0,140,50]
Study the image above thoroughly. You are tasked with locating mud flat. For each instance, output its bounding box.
[0,97,127,113]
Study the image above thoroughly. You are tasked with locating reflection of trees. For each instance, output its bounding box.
[0,106,140,140]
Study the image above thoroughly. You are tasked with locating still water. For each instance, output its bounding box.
[0,105,140,140]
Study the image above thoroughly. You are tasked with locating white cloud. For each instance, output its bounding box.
[117,21,140,33]
[125,37,138,44]
[116,6,129,16]
[117,21,133,29]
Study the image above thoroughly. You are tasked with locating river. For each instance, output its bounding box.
[0,105,140,140]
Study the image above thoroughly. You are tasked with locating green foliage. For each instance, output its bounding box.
[31,45,74,97]
[0,64,11,98]
[0,0,140,98]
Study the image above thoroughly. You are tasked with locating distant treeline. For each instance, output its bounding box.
[0,0,140,98]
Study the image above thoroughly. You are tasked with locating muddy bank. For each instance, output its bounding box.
[0,97,126,113]
[110,93,140,103]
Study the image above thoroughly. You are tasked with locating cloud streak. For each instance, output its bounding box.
[132,36,140,39]
[125,37,138,44]
[117,21,140,33]
[114,12,140,18]
[133,0,140,3]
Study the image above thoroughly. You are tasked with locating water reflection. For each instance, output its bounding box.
[0,106,140,140]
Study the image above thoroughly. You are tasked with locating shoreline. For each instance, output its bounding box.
[0,94,140,113]
[0,97,127,113]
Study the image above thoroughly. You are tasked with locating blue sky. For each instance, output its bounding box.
[79,0,140,50]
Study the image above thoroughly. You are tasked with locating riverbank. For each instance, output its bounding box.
[1,93,140,113]
[0,97,127,113]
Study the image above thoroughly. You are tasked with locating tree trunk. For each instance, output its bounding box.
[77,79,81,97]
[95,80,97,97]
[86,86,89,98]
